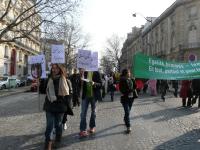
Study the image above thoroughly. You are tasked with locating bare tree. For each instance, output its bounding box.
[44,18,90,70]
[100,55,114,75]
[105,34,123,72]
[0,0,81,43]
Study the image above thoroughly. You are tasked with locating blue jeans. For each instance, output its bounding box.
[121,99,134,128]
[80,97,97,131]
[45,112,64,142]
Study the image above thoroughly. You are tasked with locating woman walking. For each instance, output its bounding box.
[119,69,137,134]
[43,64,69,150]
[146,79,157,96]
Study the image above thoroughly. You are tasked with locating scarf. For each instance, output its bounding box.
[86,72,93,98]
[46,75,69,103]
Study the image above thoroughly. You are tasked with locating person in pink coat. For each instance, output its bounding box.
[146,79,157,96]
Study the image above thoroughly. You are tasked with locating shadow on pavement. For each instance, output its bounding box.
[0,133,43,150]
[154,129,200,150]
[131,104,199,122]
[60,124,125,148]
[0,93,44,118]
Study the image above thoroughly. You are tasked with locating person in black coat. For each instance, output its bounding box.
[119,69,137,134]
[160,80,169,102]
[43,64,69,149]
[108,72,116,101]
[70,68,81,107]
[191,79,200,107]
[93,71,103,102]
[172,80,178,97]
[79,70,102,137]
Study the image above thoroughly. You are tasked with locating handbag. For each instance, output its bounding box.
[133,89,138,98]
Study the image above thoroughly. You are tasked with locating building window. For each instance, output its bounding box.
[189,6,197,19]
[4,63,8,75]
[19,51,22,61]
[171,33,175,48]
[170,14,175,26]
[4,45,9,58]
[188,25,197,43]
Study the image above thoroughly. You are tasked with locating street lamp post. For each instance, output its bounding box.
[132,13,153,55]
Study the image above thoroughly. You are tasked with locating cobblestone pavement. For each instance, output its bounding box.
[1,92,200,150]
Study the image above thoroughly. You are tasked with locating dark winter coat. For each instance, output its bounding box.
[70,74,81,97]
[119,76,136,102]
[172,80,178,89]
[64,79,74,116]
[43,77,68,113]
[81,71,102,100]
[160,80,169,91]
[192,79,200,95]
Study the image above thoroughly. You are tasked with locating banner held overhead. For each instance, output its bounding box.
[133,53,200,80]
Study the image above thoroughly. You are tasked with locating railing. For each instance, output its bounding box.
[179,42,200,49]
[15,40,39,54]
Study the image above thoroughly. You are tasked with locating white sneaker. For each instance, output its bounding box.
[63,123,68,130]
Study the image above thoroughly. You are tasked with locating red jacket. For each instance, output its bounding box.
[180,80,191,99]
[136,80,144,90]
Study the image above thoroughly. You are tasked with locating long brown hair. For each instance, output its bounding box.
[50,64,66,77]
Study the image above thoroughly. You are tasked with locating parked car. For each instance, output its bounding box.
[16,78,28,87]
[16,79,21,87]
[0,77,8,90]
[0,76,17,89]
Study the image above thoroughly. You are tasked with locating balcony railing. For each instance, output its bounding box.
[15,40,39,54]
[179,42,200,49]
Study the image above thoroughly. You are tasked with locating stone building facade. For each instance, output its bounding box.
[120,0,200,70]
[0,0,41,78]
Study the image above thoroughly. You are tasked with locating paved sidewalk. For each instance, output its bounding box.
[0,86,31,98]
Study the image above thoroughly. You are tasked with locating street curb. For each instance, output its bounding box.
[0,87,31,98]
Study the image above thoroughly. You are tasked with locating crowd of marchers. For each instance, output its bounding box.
[135,78,200,108]
[39,64,137,150]
[38,63,200,150]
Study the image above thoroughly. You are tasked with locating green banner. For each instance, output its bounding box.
[133,53,200,80]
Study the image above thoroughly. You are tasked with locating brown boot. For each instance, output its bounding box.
[44,141,52,150]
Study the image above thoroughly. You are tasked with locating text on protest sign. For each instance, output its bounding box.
[77,49,98,71]
[51,44,65,64]
[133,53,200,80]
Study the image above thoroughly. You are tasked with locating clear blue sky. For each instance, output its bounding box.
[80,0,176,57]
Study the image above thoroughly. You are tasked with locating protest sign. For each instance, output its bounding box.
[28,55,46,79]
[77,49,98,71]
[89,52,98,71]
[51,44,65,63]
